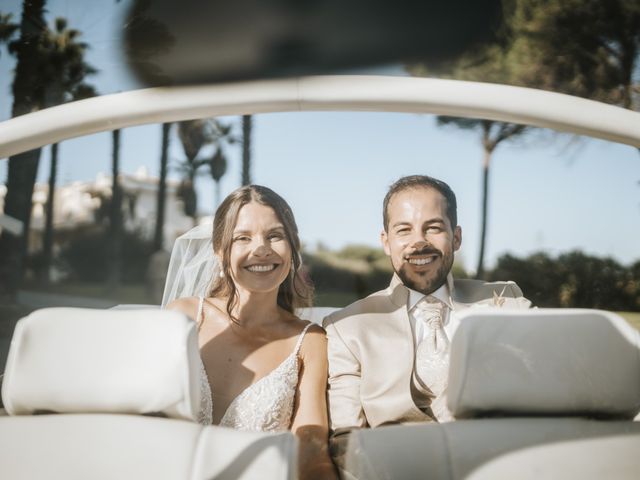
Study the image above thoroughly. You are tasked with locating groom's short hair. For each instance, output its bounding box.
[383,175,458,231]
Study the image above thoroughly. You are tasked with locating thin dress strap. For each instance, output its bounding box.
[196,296,205,331]
[293,322,313,356]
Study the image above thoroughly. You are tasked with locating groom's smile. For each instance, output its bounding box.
[405,245,442,267]
[406,253,439,267]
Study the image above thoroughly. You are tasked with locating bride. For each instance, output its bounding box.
[164,185,336,479]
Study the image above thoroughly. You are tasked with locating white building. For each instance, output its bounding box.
[0,167,197,254]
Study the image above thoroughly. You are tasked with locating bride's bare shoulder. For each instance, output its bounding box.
[285,313,326,348]
[166,296,200,321]
[297,322,328,362]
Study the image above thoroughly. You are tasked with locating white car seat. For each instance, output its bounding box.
[0,307,297,480]
[344,309,640,479]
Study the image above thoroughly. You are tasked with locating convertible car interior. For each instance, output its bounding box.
[1,306,638,479]
[0,67,638,480]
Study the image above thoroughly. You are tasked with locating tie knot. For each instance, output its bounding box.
[414,298,443,328]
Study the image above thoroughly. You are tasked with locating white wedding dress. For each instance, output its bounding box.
[195,297,312,431]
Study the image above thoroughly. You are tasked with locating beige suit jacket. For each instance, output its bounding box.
[323,274,531,433]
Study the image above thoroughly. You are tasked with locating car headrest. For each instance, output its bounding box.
[1,307,201,421]
[448,309,640,419]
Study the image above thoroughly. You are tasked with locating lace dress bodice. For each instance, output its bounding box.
[195,297,312,432]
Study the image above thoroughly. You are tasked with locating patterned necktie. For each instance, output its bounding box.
[413,298,453,421]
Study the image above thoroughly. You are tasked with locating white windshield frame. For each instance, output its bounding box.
[1,75,639,159]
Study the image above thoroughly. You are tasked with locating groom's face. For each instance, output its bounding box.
[381,187,461,295]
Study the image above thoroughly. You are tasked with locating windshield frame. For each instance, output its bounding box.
[2,75,639,160]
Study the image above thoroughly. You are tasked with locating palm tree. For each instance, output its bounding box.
[435,117,526,279]
[0,10,97,291]
[108,129,122,291]
[0,0,48,297]
[0,13,18,50]
[207,120,237,208]
[177,119,237,220]
[41,142,58,283]
[177,120,210,222]
[39,17,97,107]
[38,17,97,282]
[241,115,252,185]
[153,123,171,252]
[209,148,228,207]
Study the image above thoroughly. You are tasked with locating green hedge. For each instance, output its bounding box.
[488,251,640,311]
[59,228,154,283]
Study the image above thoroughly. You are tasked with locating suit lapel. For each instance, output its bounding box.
[361,275,414,396]
[365,275,433,425]
[387,273,414,347]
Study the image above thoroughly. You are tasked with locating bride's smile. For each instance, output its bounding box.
[245,263,279,273]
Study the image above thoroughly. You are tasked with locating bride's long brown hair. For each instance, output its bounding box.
[208,185,313,322]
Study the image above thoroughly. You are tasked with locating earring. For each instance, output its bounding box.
[213,254,224,278]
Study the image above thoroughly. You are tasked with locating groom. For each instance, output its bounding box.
[323,175,531,470]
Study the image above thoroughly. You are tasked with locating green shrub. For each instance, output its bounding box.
[488,250,640,311]
[59,228,154,283]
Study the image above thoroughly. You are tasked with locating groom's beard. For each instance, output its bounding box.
[395,245,454,296]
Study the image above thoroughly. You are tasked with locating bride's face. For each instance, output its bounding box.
[227,201,292,295]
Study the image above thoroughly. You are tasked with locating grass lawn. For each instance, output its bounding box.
[617,311,640,331]
[6,281,640,331]
[20,282,152,305]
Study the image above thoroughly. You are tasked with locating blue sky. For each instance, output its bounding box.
[1,0,639,273]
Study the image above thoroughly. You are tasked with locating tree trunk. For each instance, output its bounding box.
[153,123,170,251]
[476,147,492,280]
[41,142,58,283]
[242,115,252,186]
[0,150,40,293]
[0,0,47,297]
[108,129,122,292]
[215,180,222,210]
[618,36,635,111]
[188,170,198,226]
